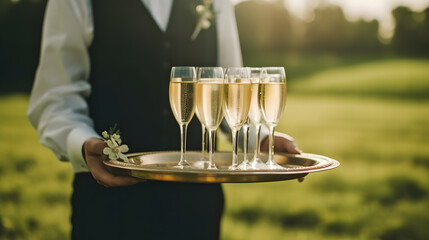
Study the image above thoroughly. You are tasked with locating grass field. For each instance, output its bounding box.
[1,57,429,239]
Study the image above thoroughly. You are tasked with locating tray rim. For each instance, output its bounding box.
[103,151,340,176]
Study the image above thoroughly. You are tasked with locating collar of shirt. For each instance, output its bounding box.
[141,0,173,32]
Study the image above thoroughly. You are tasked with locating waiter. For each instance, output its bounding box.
[28,0,301,239]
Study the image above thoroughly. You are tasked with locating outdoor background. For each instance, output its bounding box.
[1,0,429,239]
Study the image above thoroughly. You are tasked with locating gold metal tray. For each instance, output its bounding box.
[104,151,339,183]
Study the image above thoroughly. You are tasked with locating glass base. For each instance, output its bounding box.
[192,159,210,169]
[174,160,192,169]
[250,157,268,170]
[265,160,284,170]
[207,164,218,170]
[238,160,252,170]
[228,165,239,170]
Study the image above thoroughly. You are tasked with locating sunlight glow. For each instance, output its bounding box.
[232,0,429,39]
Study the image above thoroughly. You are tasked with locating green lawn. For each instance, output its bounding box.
[1,57,429,239]
[221,57,429,240]
[0,95,73,239]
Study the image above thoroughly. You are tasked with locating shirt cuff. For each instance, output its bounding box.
[67,126,100,173]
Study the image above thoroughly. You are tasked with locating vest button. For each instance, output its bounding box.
[162,108,169,116]
[163,41,171,49]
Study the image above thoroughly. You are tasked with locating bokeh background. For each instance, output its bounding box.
[1,0,429,239]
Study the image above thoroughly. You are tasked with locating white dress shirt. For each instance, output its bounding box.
[27,0,243,173]
[141,0,173,32]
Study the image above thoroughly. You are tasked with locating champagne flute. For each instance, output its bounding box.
[260,67,287,170]
[248,67,267,169]
[169,67,197,169]
[196,67,225,169]
[192,66,209,169]
[224,67,252,170]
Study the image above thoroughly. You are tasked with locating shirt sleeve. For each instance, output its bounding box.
[27,0,98,173]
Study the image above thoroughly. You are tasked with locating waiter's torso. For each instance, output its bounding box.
[76,2,223,239]
[88,0,218,152]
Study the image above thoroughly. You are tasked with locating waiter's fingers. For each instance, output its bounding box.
[274,132,302,154]
[83,138,144,187]
[261,133,303,154]
[90,158,143,187]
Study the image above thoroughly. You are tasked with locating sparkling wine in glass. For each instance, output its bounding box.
[248,67,267,169]
[224,67,252,170]
[196,67,225,169]
[260,67,287,170]
[169,67,197,169]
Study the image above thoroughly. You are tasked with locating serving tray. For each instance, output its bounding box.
[104,151,339,183]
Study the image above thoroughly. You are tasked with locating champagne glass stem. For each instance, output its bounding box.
[201,123,207,159]
[239,125,252,170]
[229,128,239,170]
[243,125,249,161]
[208,129,217,169]
[250,124,266,169]
[266,125,283,169]
[254,124,261,160]
[267,126,275,166]
[178,123,189,167]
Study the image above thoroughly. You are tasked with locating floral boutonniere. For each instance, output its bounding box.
[191,0,214,40]
[102,124,129,163]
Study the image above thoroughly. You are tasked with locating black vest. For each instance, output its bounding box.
[89,0,218,152]
[79,3,223,239]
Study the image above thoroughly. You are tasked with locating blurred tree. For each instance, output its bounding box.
[392,6,429,55]
[391,6,420,54]
[292,3,381,53]
[304,5,349,52]
[0,0,47,94]
[421,8,429,54]
[235,1,382,55]
[302,4,381,53]
[347,19,382,52]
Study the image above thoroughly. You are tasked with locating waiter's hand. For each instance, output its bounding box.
[83,138,143,187]
[260,132,305,183]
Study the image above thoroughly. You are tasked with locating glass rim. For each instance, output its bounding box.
[197,66,224,70]
[226,66,247,69]
[171,66,196,69]
[263,66,286,69]
[170,66,196,80]
[262,67,286,81]
[197,67,224,80]
[225,67,250,81]
[262,67,287,73]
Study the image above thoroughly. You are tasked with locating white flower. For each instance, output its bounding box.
[103,143,129,162]
[111,133,122,145]
[196,4,206,14]
[102,131,109,139]
[201,19,211,29]
[101,126,130,162]
[191,0,214,40]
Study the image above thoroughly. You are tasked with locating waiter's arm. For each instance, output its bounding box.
[27,0,141,186]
